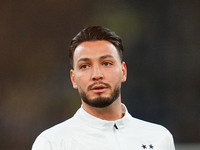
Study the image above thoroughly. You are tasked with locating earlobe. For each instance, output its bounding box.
[121,62,127,82]
[70,69,78,89]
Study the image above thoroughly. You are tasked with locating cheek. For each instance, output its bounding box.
[107,70,123,84]
[75,74,89,88]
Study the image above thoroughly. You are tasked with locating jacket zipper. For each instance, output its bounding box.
[113,123,121,150]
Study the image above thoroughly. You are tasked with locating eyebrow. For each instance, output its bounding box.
[77,55,115,64]
[99,55,114,60]
[77,58,90,64]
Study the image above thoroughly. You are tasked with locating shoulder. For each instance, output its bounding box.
[39,116,79,139]
[124,115,175,150]
[128,115,173,138]
[33,112,81,143]
[32,116,80,150]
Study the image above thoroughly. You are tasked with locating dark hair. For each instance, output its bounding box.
[69,26,124,68]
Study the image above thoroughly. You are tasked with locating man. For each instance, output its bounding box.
[32,26,175,150]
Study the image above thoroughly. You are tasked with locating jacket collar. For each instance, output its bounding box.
[74,104,132,130]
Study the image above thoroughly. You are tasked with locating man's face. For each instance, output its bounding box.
[70,40,127,108]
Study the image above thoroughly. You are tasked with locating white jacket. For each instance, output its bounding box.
[32,105,175,150]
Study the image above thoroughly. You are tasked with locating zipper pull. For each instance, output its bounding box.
[114,123,118,129]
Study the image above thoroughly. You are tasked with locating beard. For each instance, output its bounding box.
[79,83,120,108]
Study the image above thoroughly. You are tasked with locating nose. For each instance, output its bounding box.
[91,65,103,81]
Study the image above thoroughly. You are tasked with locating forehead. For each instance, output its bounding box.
[73,40,120,62]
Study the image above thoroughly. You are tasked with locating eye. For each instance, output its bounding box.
[103,61,113,66]
[80,64,89,70]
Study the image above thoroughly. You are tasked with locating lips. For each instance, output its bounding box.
[87,82,110,93]
[88,82,111,94]
[91,85,107,90]
[90,85,107,93]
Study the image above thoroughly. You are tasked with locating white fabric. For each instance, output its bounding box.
[32,105,175,150]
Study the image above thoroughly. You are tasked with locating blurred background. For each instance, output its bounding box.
[0,0,200,149]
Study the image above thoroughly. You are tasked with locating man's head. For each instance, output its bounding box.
[69,26,127,108]
[69,26,124,68]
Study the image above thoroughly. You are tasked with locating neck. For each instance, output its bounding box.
[82,98,123,121]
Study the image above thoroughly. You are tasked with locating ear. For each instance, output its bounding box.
[121,62,127,83]
[70,69,78,89]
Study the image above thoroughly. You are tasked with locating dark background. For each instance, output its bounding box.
[0,0,200,149]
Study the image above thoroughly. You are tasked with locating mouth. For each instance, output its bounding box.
[90,85,108,93]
